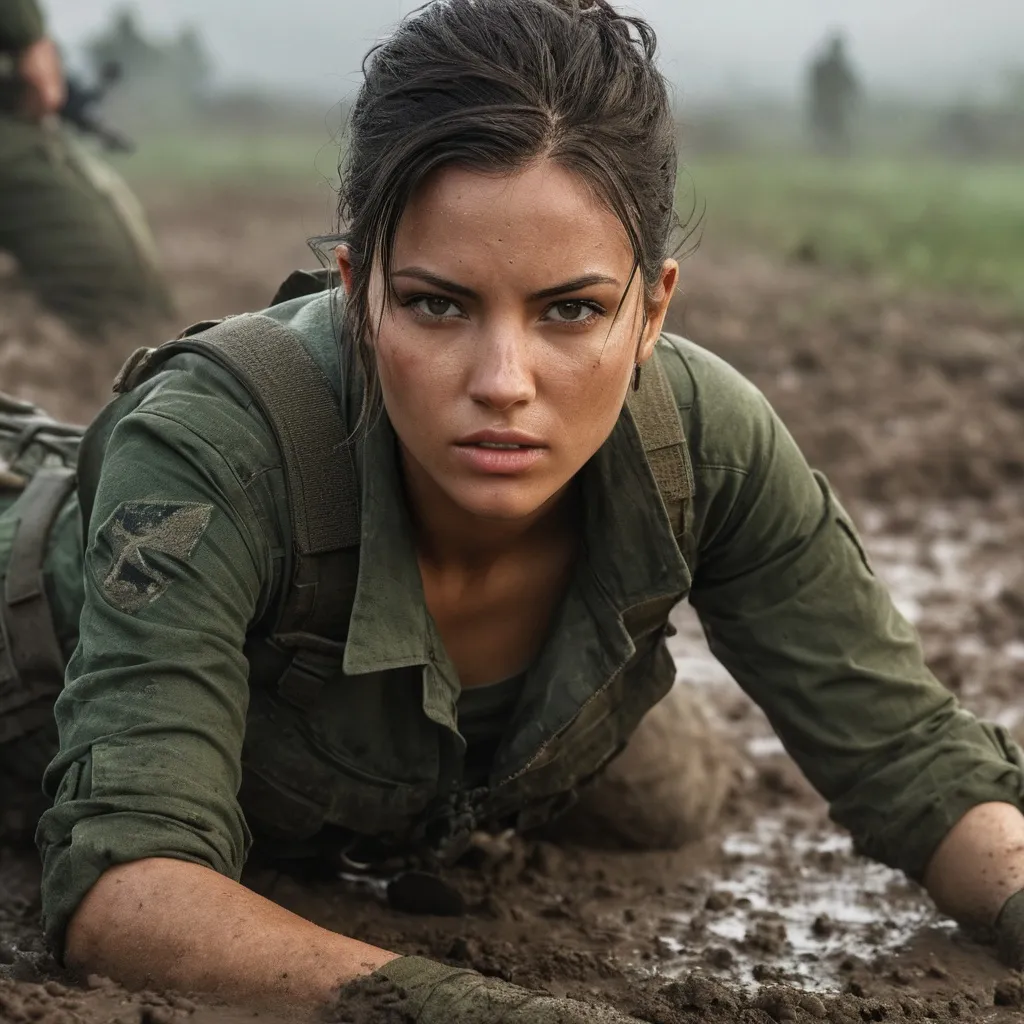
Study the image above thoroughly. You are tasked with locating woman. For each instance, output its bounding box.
[6,0,1024,1019]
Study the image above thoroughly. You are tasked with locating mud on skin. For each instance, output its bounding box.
[3,189,1024,1023]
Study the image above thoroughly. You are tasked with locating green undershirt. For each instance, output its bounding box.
[457,672,526,788]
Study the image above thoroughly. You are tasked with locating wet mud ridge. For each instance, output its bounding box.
[2,194,1024,1022]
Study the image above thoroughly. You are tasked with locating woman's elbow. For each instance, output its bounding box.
[64,857,182,971]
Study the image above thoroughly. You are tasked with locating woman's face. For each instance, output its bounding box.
[340,159,677,523]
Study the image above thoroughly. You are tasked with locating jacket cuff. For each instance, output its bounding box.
[853,760,1024,882]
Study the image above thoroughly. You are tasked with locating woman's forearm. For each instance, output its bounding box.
[65,857,400,1009]
[923,801,1024,929]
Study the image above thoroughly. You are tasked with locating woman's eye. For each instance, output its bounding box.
[409,296,462,319]
[544,300,603,325]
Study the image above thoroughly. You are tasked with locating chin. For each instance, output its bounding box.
[450,481,555,522]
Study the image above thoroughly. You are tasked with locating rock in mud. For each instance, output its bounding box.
[993,972,1024,1007]
[546,685,744,850]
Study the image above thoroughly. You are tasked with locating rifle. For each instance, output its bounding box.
[61,62,135,154]
[0,54,134,154]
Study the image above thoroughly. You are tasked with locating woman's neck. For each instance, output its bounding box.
[399,444,576,572]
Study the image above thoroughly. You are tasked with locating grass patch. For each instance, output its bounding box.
[108,126,340,187]
[684,156,1024,306]
[103,125,1024,307]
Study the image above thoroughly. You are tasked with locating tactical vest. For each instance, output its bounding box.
[112,270,698,864]
[6,270,698,866]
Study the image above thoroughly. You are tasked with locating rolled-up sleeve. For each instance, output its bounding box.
[664,336,1024,880]
[37,371,283,955]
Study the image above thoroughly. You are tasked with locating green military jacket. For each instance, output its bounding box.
[37,286,1024,952]
[0,0,43,53]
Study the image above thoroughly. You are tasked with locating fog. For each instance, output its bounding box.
[48,0,1024,105]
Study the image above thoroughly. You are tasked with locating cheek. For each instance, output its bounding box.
[376,329,433,401]
[550,347,631,432]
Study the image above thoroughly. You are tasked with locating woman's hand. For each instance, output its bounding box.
[347,957,645,1023]
[995,890,1024,968]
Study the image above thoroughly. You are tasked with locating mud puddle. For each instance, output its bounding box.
[656,497,1021,999]
[658,816,946,989]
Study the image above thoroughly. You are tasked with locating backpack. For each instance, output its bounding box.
[0,393,81,745]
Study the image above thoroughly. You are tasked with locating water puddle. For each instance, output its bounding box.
[655,817,947,990]
[656,502,1009,990]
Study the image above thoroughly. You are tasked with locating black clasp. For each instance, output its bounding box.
[271,631,346,710]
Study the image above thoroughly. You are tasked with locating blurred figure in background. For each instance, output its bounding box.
[0,0,174,338]
[806,31,860,155]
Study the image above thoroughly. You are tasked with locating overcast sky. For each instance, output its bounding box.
[46,0,1024,105]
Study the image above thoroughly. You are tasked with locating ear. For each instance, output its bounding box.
[636,259,679,365]
[334,244,355,296]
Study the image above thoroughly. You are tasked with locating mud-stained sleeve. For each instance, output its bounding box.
[36,392,279,957]
[664,337,1024,881]
[0,0,45,50]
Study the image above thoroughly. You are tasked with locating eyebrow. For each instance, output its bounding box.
[391,267,621,301]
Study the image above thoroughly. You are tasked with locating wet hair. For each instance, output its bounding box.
[324,0,684,424]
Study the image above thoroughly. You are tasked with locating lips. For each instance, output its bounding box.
[456,429,545,448]
[452,429,547,474]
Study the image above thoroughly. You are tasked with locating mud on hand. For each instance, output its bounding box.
[328,955,647,1023]
[995,889,1024,969]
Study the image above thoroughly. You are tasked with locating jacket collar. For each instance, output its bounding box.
[342,414,433,676]
[342,403,691,688]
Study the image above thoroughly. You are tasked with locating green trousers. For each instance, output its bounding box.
[0,113,174,337]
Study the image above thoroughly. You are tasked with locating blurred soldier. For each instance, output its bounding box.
[806,32,860,155]
[0,0,174,338]
[87,7,161,83]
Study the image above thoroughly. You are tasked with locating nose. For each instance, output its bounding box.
[466,323,536,411]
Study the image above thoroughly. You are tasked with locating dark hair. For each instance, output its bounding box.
[329,0,683,424]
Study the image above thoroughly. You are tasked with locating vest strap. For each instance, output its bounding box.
[177,314,360,555]
[113,310,362,705]
[137,314,362,646]
[627,351,695,547]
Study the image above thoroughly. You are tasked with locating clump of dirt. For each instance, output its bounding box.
[626,971,969,1023]
[1,972,273,1024]
[0,978,88,1024]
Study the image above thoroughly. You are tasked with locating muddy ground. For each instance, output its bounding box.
[2,183,1024,1023]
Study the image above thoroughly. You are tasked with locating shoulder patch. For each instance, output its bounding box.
[96,501,213,615]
